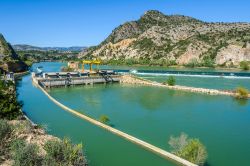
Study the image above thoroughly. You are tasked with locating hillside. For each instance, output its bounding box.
[13,44,87,52]
[0,34,27,72]
[80,10,250,67]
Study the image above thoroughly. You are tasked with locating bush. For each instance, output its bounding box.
[43,138,86,166]
[13,120,32,135]
[235,87,249,99]
[168,133,207,165]
[11,139,41,166]
[240,61,249,70]
[165,76,176,86]
[99,115,110,124]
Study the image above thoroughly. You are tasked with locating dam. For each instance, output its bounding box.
[32,70,121,88]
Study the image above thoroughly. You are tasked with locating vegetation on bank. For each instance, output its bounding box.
[168,133,208,165]
[101,58,250,71]
[0,79,87,165]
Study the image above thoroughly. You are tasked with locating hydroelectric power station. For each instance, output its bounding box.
[32,60,121,88]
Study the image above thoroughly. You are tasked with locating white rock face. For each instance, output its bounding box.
[216,44,250,65]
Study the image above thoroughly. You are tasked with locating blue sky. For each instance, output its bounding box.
[0,0,249,47]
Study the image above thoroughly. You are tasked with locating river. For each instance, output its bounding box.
[17,62,250,166]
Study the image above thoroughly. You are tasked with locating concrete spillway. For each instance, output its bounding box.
[32,72,121,88]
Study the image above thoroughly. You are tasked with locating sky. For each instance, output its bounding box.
[0,0,249,47]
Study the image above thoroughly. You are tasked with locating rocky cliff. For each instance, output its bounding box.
[0,34,27,72]
[80,10,250,67]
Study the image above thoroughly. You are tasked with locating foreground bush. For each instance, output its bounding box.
[165,76,176,86]
[11,139,41,166]
[168,133,207,165]
[44,138,86,166]
[235,87,249,99]
[0,119,12,142]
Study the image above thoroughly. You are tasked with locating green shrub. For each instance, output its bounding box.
[44,138,86,166]
[168,133,207,165]
[235,87,249,99]
[14,121,32,135]
[240,61,249,70]
[165,76,176,86]
[11,139,41,166]
[99,115,110,124]
[185,58,200,68]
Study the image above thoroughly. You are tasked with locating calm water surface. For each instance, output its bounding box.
[17,62,250,166]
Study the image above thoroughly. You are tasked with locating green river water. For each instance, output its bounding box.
[17,62,250,166]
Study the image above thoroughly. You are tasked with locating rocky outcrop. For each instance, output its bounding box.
[216,44,250,66]
[0,34,28,72]
[80,10,250,67]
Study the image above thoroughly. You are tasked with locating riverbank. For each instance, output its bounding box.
[120,74,250,98]
[0,77,87,166]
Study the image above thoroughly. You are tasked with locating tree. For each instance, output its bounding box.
[235,87,249,99]
[240,61,249,70]
[168,133,207,165]
[0,80,21,119]
[99,115,110,124]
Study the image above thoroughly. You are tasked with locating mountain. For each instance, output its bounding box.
[80,10,250,67]
[0,34,28,72]
[13,44,87,52]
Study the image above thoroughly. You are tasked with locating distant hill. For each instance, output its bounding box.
[13,44,87,52]
[0,34,28,72]
[80,10,250,67]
